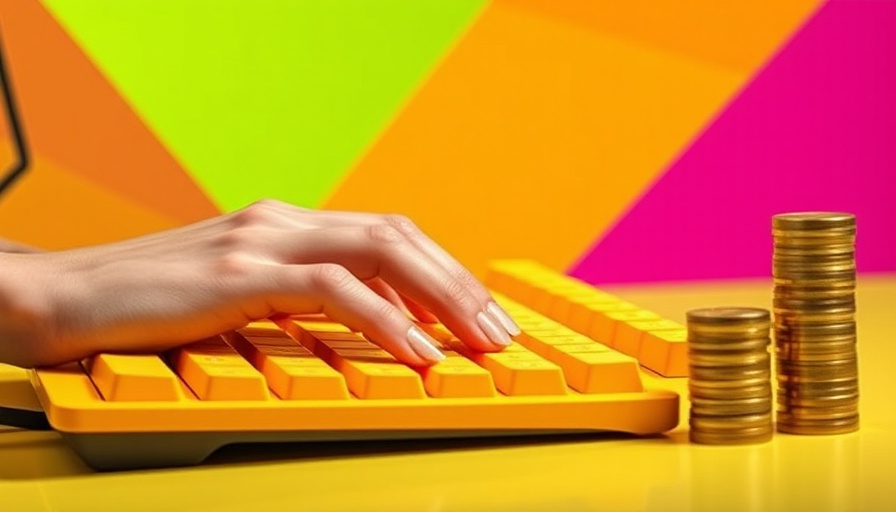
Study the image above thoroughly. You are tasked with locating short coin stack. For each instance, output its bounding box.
[687,308,773,445]
[772,212,859,435]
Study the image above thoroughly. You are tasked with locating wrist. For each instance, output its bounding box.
[0,253,57,367]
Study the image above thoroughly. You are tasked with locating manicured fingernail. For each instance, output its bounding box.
[487,301,521,336]
[407,326,446,363]
[477,310,512,347]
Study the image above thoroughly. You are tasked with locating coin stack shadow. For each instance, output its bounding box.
[687,307,773,445]
[773,212,859,435]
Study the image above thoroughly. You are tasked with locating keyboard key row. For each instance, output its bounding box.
[486,259,688,377]
[84,307,646,402]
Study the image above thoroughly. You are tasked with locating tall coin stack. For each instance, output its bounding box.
[772,212,859,435]
[687,308,773,445]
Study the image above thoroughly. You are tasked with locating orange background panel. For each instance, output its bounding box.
[325,0,753,278]
[0,0,217,241]
[0,146,180,249]
[511,0,822,73]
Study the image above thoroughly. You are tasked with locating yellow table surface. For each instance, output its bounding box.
[2,276,895,512]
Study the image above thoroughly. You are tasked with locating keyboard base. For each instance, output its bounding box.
[63,429,649,471]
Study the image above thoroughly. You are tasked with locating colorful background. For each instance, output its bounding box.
[0,0,892,283]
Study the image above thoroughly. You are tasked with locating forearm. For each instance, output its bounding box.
[0,237,41,254]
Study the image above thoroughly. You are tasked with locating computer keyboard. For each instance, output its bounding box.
[29,260,682,470]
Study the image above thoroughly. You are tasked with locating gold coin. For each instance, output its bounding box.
[772,212,855,230]
[773,254,856,264]
[689,382,771,399]
[774,243,855,252]
[773,271,856,283]
[775,331,857,343]
[775,348,857,362]
[775,337,858,350]
[687,325,770,339]
[773,267,857,279]
[773,232,855,243]
[691,365,771,382]
[774,288,855,300]
[781,407,859,421]
[690,429,774,445]
[775,312,856,325]
[777,393,858,408]
[773,305,856,316]
[691,396,772,416]
[777,422,859,435]
[773,248,855,259]
[777,370,858,384]
[689,351,770,368]
[687,307,770,325]
[773,234,855,245]
[775,321,856,336]
[778,354,858,366]
[772,226,858,237]
[690,412,772,430]
[779,380,858,395]
[688,326,769,339]
[688,377,772,389]
[777,411,859,426]
[689,338,771,352]
[773,296,855,308]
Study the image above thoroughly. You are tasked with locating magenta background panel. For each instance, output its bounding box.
[571,0,896,284]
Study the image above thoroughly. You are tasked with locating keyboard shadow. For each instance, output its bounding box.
[203,431,657,467]
[0,428,680,480]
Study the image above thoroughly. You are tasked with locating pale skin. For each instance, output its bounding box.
[0,200,520,368]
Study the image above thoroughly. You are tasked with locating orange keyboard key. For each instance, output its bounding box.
[305,333,426,399]
[614,319,684,357]
[550,346,643,393]
[639,329,689,377]
[170,337,271,401]
[589,309,660,346]
[281,316,352,342]
[517,329,592,357]
[569,301,638,341]
[518,331,644,394]
[418,352,496,398]
[238,320,288,337]
[86,354,182,401]
[448,342,567,396]
[227,333,349,400]
[549,290,619,326]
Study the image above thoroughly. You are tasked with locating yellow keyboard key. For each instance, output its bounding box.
[170,337,271,401]
[549,290,619,326]
[227,333,349,400]
[238,319,288,337]
[517,324,644,394]
[450,342,567,396]
[639,329,689,377]
[417,352,496,398]
[303,331,426,399]
[614,318,684,357]
[518,330,592,357]
[552,346,643,393]
[590,310,660,346]
[85,354,182,401]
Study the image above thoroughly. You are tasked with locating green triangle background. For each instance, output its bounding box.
[44,0,486,210]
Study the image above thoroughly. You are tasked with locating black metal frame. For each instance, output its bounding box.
[0,28,29,198]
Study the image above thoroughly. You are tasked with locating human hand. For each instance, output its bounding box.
[0,200,520,368]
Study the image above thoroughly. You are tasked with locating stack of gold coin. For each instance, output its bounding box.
[687,308,773,444]
[772,212,859,435]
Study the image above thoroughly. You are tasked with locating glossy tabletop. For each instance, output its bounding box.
[2,276,895,512]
